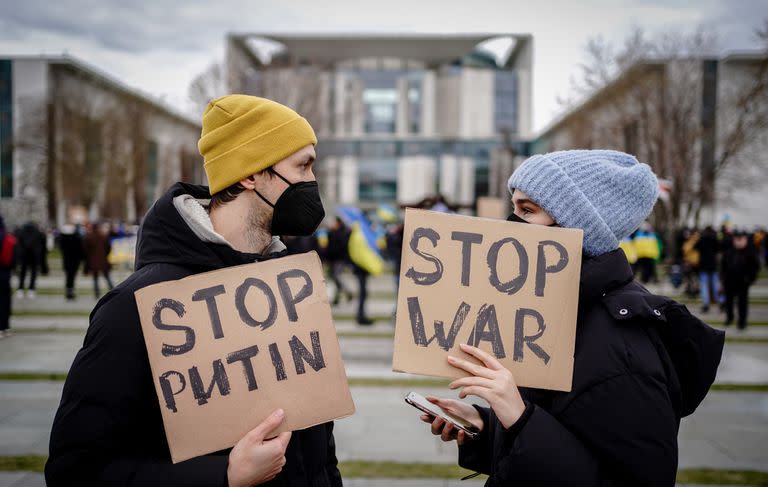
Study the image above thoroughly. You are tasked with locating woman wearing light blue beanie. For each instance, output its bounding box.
[423,150,725,486]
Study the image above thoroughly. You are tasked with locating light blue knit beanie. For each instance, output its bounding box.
[508,150,659,256]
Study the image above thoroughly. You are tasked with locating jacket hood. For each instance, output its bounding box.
[135,182,285,272]
[582,249,724,417]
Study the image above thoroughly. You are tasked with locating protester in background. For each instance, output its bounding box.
[385,222,404,289]
[633,222,660,283]
[83,222,114,298]
[423,150,723,486]
[618,235,637,271]
[57,224,84,301]
[47,95,341,487]
[14,221,46,299]
[721,231,760,330]
[695,226,722,313]
[327,217,353,306]
[682,228,701,298]
[0,215,16,338]
[352,214,374,326]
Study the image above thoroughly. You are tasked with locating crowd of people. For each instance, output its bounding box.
[617,222,765,330]
[0,219,137,338]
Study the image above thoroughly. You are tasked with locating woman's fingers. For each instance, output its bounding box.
[446,355,495,379]
[459,343,504,370]
[440,421,456,442]
[449,376,495,390]
[458,385,492,402]
[430,417,445,435]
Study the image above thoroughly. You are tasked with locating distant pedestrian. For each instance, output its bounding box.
[83,222,114,298]
[57,224,84,300]
[386,222,404,290]
[721,231,760,330]
[0,215,16,338]
[695,226,722,313]
[327,217,353,306]
[14,221,46,299]
[633,223,661,284]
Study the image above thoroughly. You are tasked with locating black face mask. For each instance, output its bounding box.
[507,212,558,227]
[254,169,325,236]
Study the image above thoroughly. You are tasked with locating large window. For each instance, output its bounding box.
[0,60,12,198]
[494,71,518,134]
[358,141,397,201]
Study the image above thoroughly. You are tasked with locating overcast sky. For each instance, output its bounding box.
[0,0,765,132]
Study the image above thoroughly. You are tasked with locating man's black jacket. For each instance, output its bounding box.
[46,183,342,487]
[458,249,724,487]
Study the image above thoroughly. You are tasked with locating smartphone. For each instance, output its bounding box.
[405,391,479,439]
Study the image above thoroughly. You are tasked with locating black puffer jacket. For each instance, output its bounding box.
[46,183,342,487]
[459,249,724,487]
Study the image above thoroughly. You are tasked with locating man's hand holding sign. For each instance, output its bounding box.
[393,208,582,441]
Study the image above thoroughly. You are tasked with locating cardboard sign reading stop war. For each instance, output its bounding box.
[392,209,583,392]
[134,252,355,463]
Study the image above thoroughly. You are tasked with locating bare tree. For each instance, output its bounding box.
[188,61,227,116]
[554,22,768,233]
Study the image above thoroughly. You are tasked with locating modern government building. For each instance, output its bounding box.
[225,33,533,211]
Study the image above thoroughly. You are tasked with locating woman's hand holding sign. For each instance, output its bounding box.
[448,343,527,430]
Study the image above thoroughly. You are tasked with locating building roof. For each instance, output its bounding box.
[4,54,200,129]
[536,60,666,140]
[229,33,531,67]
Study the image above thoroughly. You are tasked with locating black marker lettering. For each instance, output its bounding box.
[535,240,569,297]
[188,360,231,406]
[235,278,277,330]
[487,237,528,295]
[466,304,506,358]
[289,331,326,375]
[226,345,260,391]
[277,269,313,322]
[407,296,471,351]
[404,227,444,286]
[192,284,227,339]
[451,231,483,287]
[152,298,194,356]
[513,308,551,364]
[159,370,186,413]
[269,342,288,381]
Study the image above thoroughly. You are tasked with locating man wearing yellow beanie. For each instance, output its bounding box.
[47,95,340,487]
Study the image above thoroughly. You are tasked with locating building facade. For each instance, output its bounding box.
[533,53,768,229]
[0,56,203,229]
[225,34,533,210]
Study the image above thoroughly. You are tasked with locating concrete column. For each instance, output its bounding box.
[396,78,409,136]
[421,71,436,136]
[339,156,358,204]
[350,79,365,136]
[398,155,436,204]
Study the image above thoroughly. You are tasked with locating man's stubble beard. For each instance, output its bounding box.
[245,199,274,252]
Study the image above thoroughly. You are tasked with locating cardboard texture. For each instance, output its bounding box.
[476,196,508,220]
[392,209,583,392]
[134,251,355,463]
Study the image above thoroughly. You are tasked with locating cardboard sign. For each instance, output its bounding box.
[476,196,508,220]
[392,209,583,392]
[135,251,355,463]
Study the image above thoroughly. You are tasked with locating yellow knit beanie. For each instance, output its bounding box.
[198,94,318,195]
